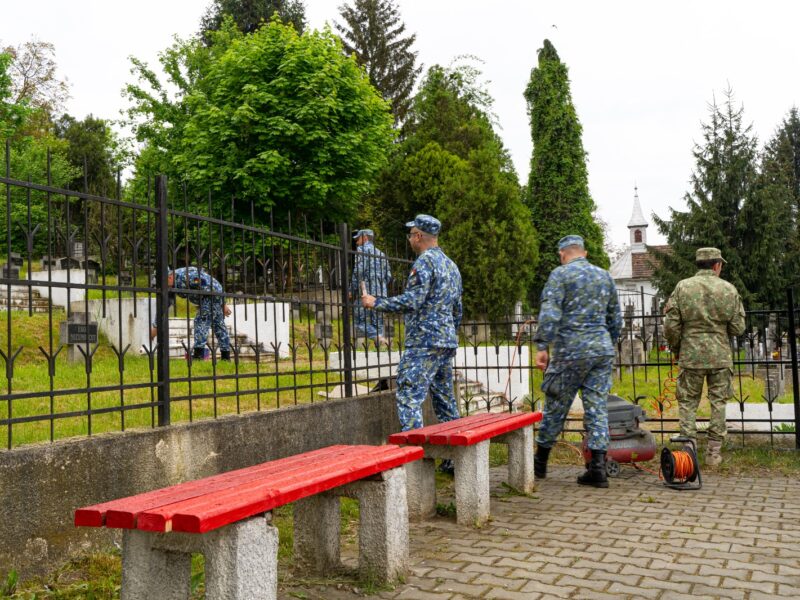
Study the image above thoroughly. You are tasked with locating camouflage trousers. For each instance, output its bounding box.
[677,367,733,443]
[193,298,230,351]
[536,356,614,451]
[353,306,384,341]
[396,347,460,431]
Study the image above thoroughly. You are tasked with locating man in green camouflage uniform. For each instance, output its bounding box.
[664,247,746,466]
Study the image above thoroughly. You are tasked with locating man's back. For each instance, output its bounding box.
[536,258,621,361]
[352,241,390,296]
[664,271,745,369]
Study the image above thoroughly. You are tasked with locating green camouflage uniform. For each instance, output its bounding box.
[664,270,746,442]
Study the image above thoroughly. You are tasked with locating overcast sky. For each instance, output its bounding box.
[4,1,800,247]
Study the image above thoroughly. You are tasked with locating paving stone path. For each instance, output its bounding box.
[280,464,800,599]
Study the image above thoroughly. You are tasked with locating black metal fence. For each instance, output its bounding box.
[1,146,799,450]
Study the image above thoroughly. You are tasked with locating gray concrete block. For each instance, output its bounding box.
[122,514,278,600]
[122,529,191,600]
[203,515,278,600]
[505,426,534,494]
[404,458,437,521]
[338,466,409,582]
[453,440,491,526]
[293,493,341,573]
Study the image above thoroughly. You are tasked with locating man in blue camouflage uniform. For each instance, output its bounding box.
[350,229,391,346]
[150,267,232,360]
[533,235,623,488]
[361,215,462,474]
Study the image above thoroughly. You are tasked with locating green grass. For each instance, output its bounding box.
[0,310,348,448]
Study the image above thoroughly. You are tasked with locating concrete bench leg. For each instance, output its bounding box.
[293,493,341,573]
[202,514,279,600]
[122,530,191,600]
[404,457,436,520]
[506,425,535,494]
[453,440,490,526]
[339,466,409,583]
[122,514,278,600]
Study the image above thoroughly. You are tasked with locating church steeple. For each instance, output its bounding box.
[628,186,648,251]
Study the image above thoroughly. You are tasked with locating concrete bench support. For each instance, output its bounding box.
[404,457,437,521]
[121,513,278,600]
[497,426,535,494]
[293,465,409,583]
[402,422,536,527]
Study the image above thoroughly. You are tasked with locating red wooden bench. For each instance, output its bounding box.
[75,444,422,600]
[389,411,542,526]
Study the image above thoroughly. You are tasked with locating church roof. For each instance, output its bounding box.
[610,245,671,280]
[628,188,648,227]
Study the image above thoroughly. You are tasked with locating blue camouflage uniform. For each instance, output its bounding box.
[372,215,462,431]
[534,237,622,451]
[172,267,231,352]
[350,230,391,341]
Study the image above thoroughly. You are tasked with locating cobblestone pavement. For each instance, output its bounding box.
[280,464,800,599]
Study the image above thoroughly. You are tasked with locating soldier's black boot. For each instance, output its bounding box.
[534,445,551,479]
[192,347,205,360]
[577,450,609,488]
[220,350,231,361]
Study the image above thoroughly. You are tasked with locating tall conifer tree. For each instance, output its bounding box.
[335,0,421,125]
[524,40,607,304]
[652,90,758,303]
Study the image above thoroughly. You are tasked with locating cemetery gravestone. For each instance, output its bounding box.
[59,312,99,363]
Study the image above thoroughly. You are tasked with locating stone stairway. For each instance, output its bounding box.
[0,285,51,312]
[166,317,266,362]
[455,373,509,413]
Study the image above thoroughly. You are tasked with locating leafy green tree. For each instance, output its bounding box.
[200,0,306,40]
[652,90,758,304]
[3,39,70,138]
[124,19,394,226]
[335,0,421,125]
[524,39,607,304]
[54,114,122,195]
[368,63,538,320]
[0,52,30,140]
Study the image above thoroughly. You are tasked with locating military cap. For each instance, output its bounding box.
[352,229,374,239]
[557,234,585,250]
[405,214,441,235]
[695,247,726,263]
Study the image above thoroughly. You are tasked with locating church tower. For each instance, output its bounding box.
[628,186,648,252]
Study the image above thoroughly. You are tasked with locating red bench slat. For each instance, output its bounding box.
[75,445,422,534]
[388,413,498,445]
[406,413,501,444]
[170,447,421,533]
[74,445,354,528]
[433,412,543,446]
[135,447,385,532]
[389,411,542,446]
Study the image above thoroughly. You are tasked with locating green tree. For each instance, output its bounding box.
[54,114,122,195]
[3,39,70,138]
[368,64,538,320]
[125,19,394,226]
[524,39,607,304]
[335,0,421,125]
[0,52,30,140]
[741,108,800,306]
[200,0,306,40]
[652,90,758,304]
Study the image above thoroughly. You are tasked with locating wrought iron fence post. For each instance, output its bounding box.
[339,223,354,397]
[787,287,800,449]
[155,176,171,425]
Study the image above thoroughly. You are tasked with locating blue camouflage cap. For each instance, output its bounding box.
[405,214,441,236]
[353,229,374,239]
[557,235,585,250]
